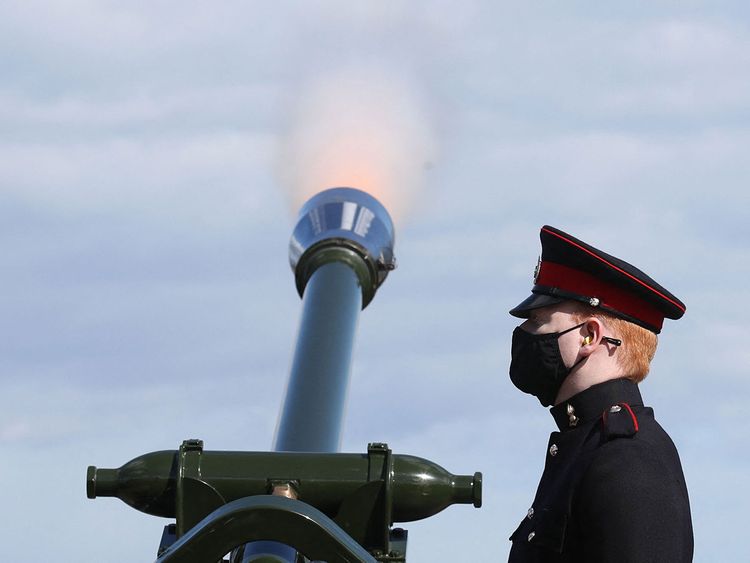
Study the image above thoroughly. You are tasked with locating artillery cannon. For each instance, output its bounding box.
[87,188,482,561]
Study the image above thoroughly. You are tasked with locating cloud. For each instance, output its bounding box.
[0,420,33,442]
[0,132,275,218]
[0,84,278,135]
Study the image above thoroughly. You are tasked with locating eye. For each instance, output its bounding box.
[524,317,541,330]
[528,312,543,325]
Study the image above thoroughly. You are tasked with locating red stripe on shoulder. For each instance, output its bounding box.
[619,402,639,432]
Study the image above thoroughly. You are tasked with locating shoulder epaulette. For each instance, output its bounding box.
[601,402,639,440]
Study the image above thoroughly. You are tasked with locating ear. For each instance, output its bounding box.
[579,317,604,357]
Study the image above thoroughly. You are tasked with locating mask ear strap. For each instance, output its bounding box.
[561,323,588,373]
[558,322,586,336]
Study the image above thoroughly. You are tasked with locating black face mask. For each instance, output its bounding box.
[509,323,586,407]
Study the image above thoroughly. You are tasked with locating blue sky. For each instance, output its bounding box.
[1,1,749,561]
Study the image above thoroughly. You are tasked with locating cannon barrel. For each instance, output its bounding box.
[275,187,396,452]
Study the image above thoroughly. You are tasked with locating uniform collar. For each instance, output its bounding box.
[550,378,643,431]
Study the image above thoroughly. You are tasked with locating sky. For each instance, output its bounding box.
[1,1,749,561]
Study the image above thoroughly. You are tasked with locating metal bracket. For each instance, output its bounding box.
[175,439,225,537]
[155,495,376,563]
[330,443,405,561]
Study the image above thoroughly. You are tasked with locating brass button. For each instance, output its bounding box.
[549,444,559,456]
[527,531,535,542]
[567,404,579,427]
[527,507,534,519]
[610,405,622,413]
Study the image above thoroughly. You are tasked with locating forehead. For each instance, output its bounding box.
[528,301,583,320]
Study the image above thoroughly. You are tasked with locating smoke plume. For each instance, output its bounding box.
[276,65,436,225]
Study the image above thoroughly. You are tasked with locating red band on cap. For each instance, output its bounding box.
[536,261,665,330]
[542,227,685,314]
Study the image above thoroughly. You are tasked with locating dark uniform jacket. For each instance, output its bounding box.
[509,378,693,562]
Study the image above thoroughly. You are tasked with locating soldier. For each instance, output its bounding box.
[507,226,693,562]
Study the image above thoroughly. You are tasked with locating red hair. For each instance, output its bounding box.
[573,307,658,383]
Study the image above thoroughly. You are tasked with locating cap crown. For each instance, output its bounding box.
[513,226,685,333]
